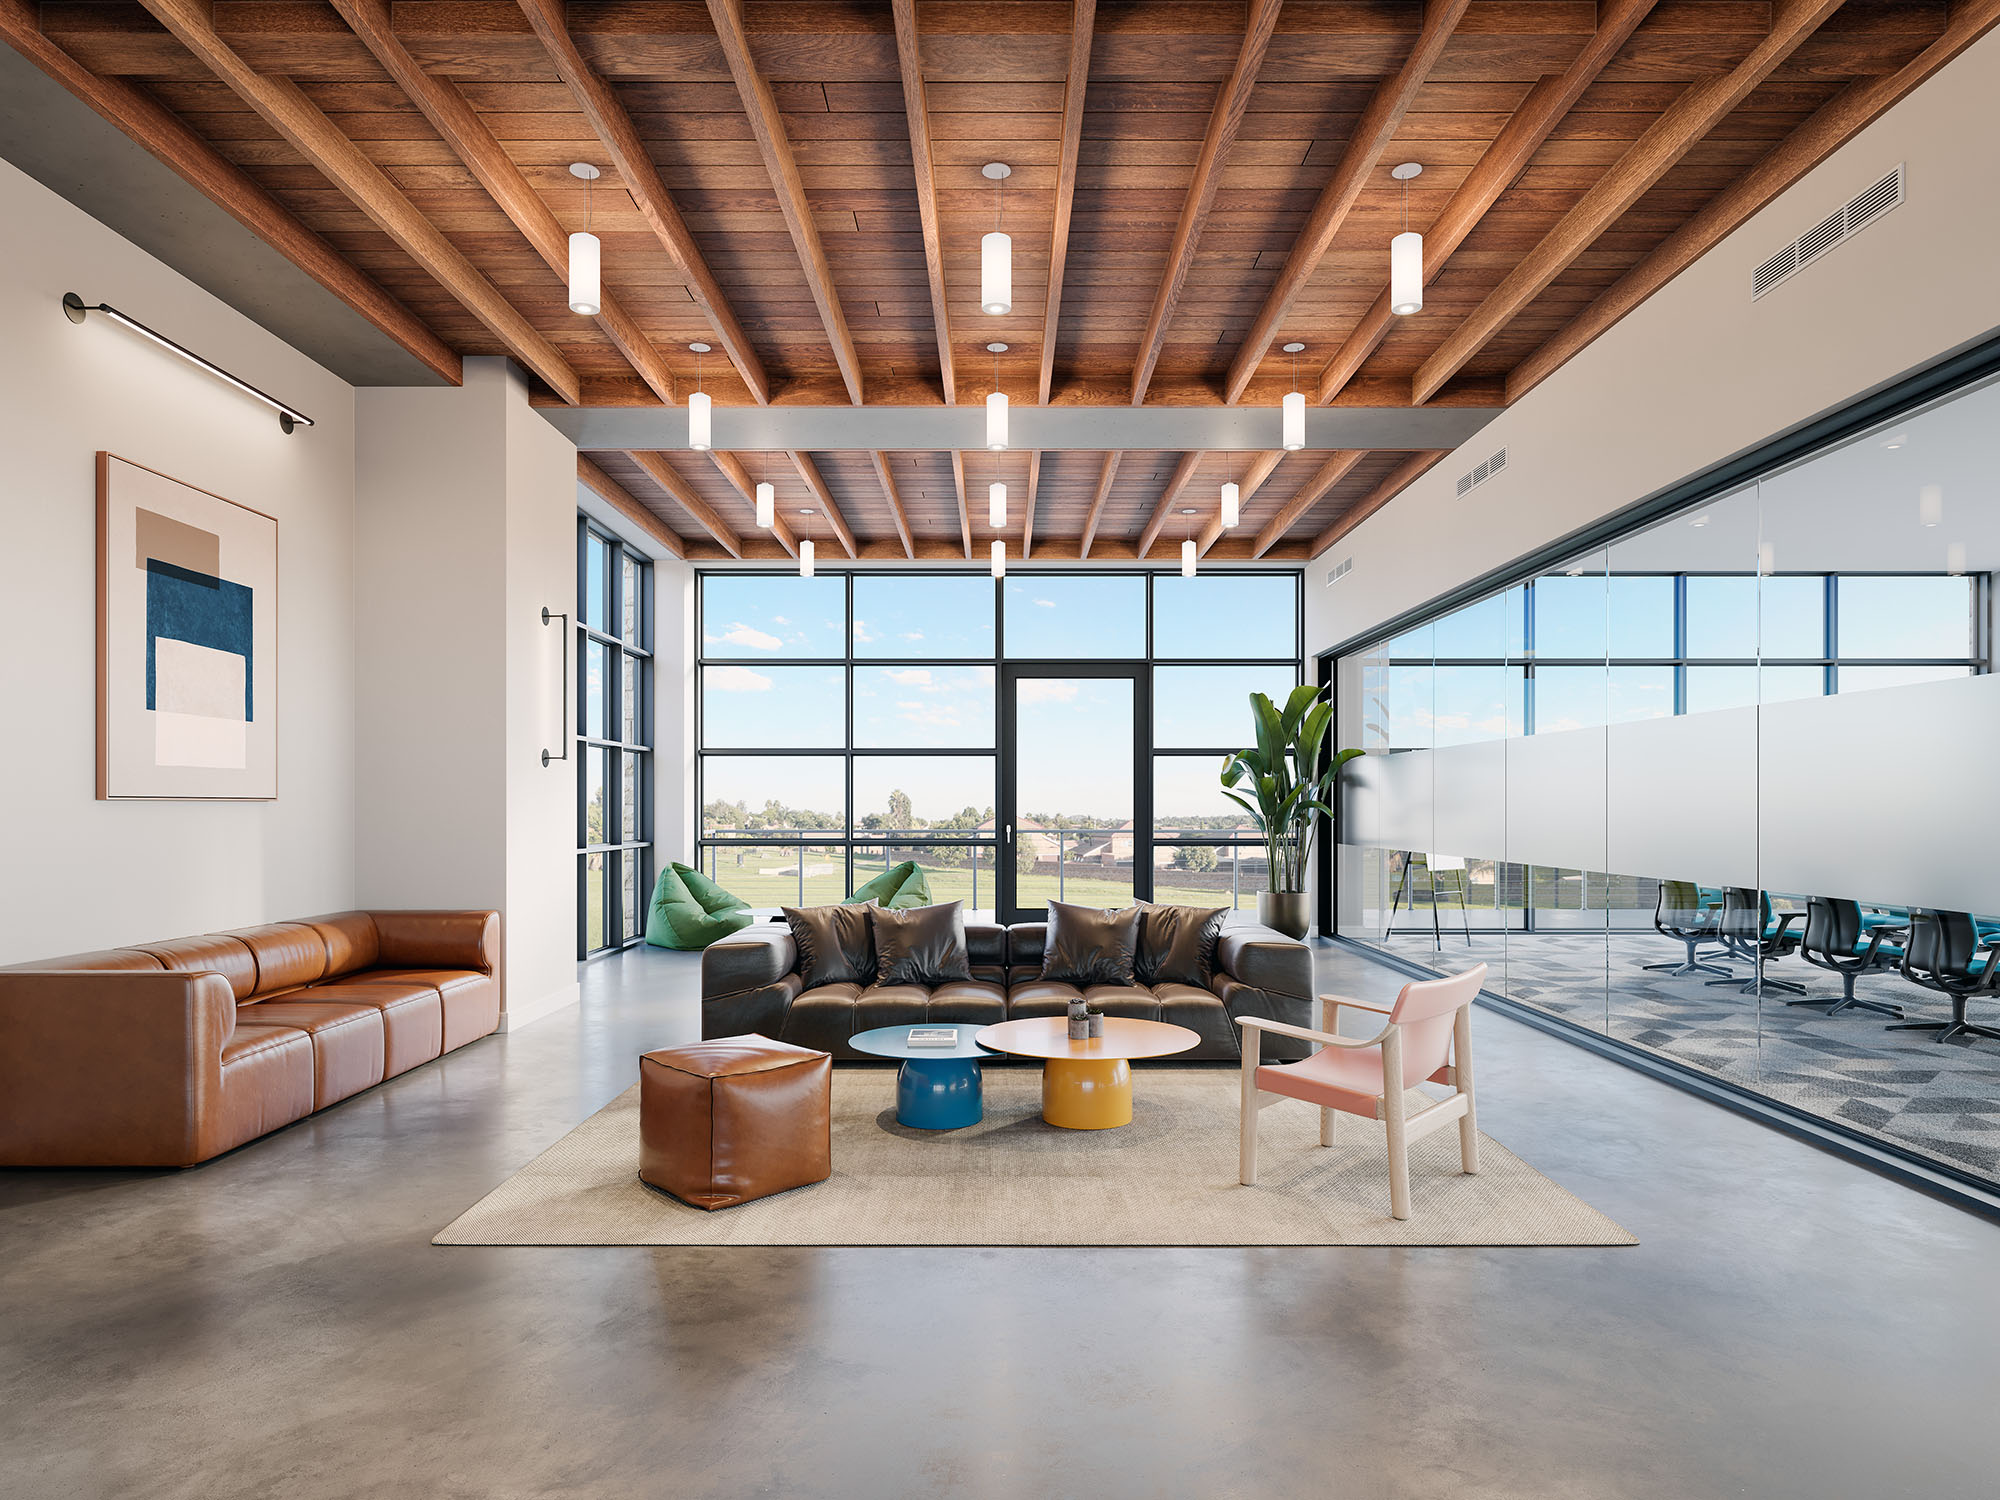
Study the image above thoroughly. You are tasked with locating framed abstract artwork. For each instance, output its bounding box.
[97,453,278,799]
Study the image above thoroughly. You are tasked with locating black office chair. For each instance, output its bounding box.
[1790,897,1904,1018]
[1704,887,1806,996]
[1644,879,1729,978]
[1886,910,2000,1046]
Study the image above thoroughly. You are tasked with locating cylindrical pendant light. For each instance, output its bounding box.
[1181,538,1196,578]
[1947,540,1967,576]
[567,163,601,315]
[986,390,1008,451]
[1919,484,1943,528]
[687,341,711,451]
[989,481,1006,529]
[981,163,1013,314]
[755,481,775,529]
[991,539,1006,579]
[1389,163,1424,316]
[1221,481,1240,530]
[799,537,814,578]
[1281,343,1306,451]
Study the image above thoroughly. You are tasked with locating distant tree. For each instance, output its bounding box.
[886,788,916,832]
[1175,844,1219,873]
[1017,841,1038,876]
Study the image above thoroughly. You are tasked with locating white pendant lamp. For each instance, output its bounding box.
[687,342,711,451]
[985,342,1008,450]
[1281,342,1306,451]
[797,509,815,578]
[1180,507,1199,577]
[991,539,1006,579]
[1389,162,1424,316]
[1221,481,1240,530]
[981,163,1012,315]
[567,163,601,315]
[1920,484,1943,528]
[989,482,1007,529]
[755,481,774,530]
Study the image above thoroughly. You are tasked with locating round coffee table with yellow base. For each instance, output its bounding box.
[973,1016,1200,1129]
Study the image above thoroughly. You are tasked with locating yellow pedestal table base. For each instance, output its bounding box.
[1040,1056,1132,1130]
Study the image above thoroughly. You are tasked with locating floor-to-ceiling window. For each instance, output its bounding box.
[695,571,1301,919]
[1332,368,1999,1190]
[577,521,653,957]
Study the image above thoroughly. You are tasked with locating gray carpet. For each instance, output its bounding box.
[435,1065,1635,1248]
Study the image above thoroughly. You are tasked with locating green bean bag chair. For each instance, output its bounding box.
[645,861,753,949]
[846,860,933,911]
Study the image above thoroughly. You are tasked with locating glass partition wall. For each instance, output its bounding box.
[577,521,654,957]
[1334,372,1998,1189]
[697,572,1301,921]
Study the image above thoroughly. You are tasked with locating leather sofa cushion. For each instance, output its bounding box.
[1135,902,1226,987]
[1006,978,1084,1018]
[784,901,877,988]
[215,1024,316,1157]
[1007,923,1049,970]
[1042,901,1140,987]
[306,912,381,977]
[871,901,972,987]
[296,982,444,1077]
[966,923,1007,969]
[374,910,496,973]
[234,1002,386,1109]
[131,936,259,1001]
[1078,984,1161,1020]
[1154,983,1235,1053]
[221,922,329,996]
[0,948,165,973]
[350,968,498,1052]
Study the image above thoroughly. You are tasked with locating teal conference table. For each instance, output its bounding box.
[848,1024,992,1130]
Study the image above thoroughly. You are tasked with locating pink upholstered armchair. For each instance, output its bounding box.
[1236,963,1486,1220]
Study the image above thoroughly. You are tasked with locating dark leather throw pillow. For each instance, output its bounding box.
[784,900,876,988]
[871,900,972,988]
[1135,901,1227,988]
[1042,900,1141,988]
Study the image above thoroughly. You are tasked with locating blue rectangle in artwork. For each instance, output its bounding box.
[146,560,254,719]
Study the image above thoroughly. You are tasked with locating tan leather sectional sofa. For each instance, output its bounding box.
[0,910,499,1167]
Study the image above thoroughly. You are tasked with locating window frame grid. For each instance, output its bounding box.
[577,519,655,959]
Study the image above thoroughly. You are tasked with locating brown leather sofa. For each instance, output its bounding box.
[700,918,1314,1062]
[0,910,500,1167]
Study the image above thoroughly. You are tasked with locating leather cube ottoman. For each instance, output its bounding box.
[638,1035,831,1210]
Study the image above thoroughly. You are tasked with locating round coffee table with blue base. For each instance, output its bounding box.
[849,1024,992,1130]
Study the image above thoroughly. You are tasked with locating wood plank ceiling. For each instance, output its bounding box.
[13,0,1991,561]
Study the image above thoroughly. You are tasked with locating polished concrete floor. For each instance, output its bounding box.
[6,943,2000,1499]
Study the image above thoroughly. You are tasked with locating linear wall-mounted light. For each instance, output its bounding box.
[65,293,314,434]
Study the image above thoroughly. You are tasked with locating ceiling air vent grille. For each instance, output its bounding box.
[1751,163,1903,301]
[1455,445,1510,498]
[1325,557,1351,588]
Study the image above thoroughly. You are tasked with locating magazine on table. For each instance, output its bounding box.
[907,1027,960,1048]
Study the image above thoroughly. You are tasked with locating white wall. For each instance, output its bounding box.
[0,159,358,963]
[356,360,578,1029]
[1308,27,2000,658]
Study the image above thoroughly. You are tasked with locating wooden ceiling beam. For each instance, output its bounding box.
[1250,451,1367,558]
[1311,451,1453,557]
[1315,0,1659,405]
[577,455,686,559]
[516,0,769,405]
[890,0,953,406]
[1022,451,1044,559]
[1078,452,1122,559]
[1130,0,1282,406]
[628,451,743,558]
[869,453,917,559]
[133,0,578,403]
[693,536,1313,564]
[328,0,674,406]
[1040,0,1097,406]
[1507,0,2000,405]
[1222,0,1473,406]
[0,0,460,387]
[788,452,860,558]
[950,451,972,558]
[1133,452,1207,557]
[1197,450,1284,556]
[706,0,864,405]
[1414,0,1850,404]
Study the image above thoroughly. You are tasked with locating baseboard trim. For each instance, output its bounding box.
[498,980,580,1033]
[1325,935,2000,1224]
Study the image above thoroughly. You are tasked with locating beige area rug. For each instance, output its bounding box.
[434,1066,1635,1247]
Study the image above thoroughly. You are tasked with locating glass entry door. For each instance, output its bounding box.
[999,664,1149,921]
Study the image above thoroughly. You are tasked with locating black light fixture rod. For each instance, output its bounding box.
[63,292,316,435]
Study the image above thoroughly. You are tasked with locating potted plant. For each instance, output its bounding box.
[1220,684,1362,940]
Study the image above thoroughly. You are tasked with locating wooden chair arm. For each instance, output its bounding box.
[1238,1015,1391,1050]
[1322,992,1393,1015]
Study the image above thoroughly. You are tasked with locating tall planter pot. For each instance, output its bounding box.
[1257,890,1311,941]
